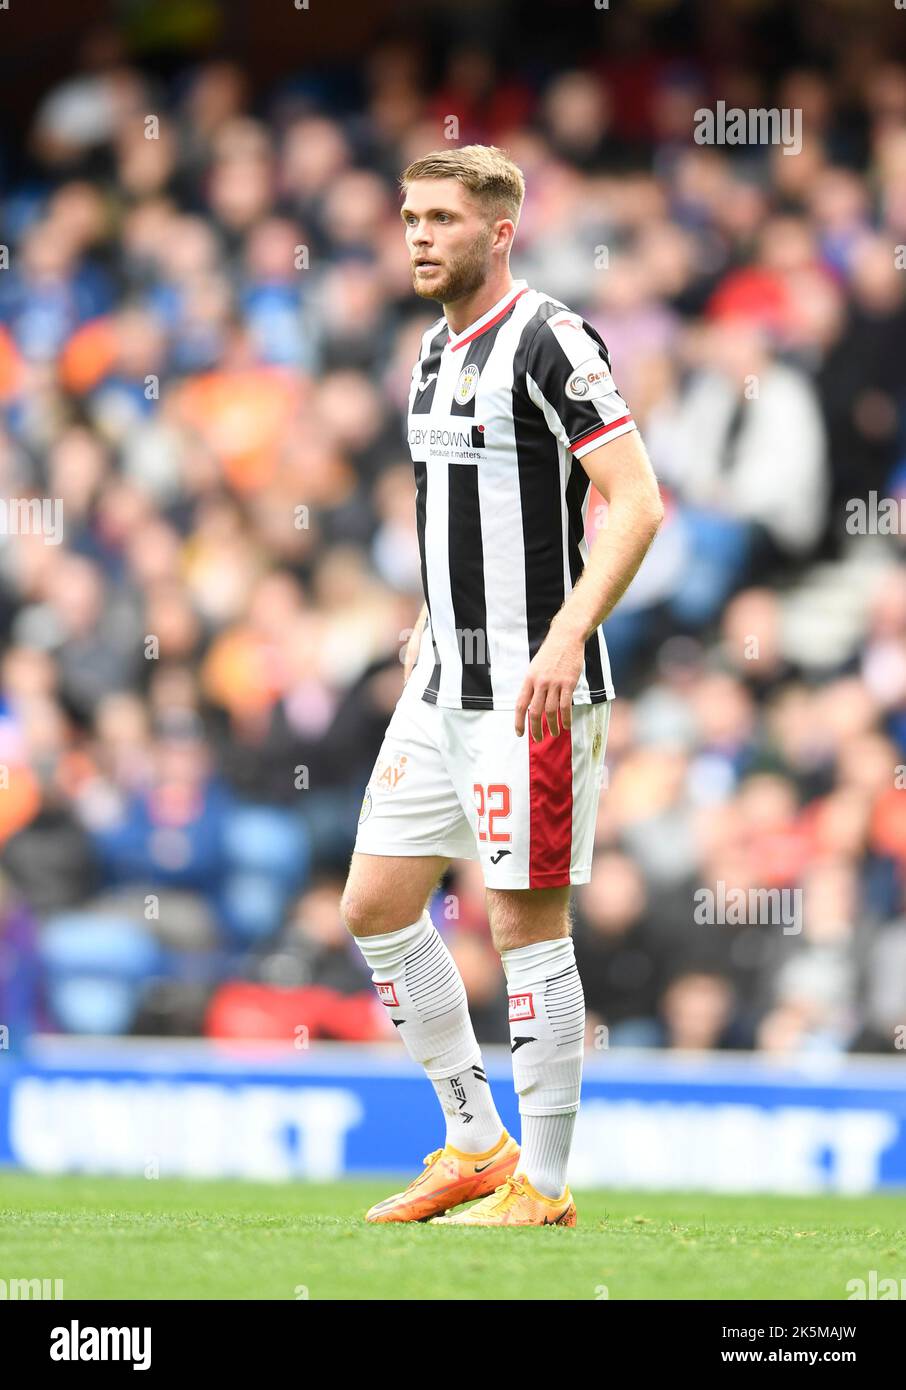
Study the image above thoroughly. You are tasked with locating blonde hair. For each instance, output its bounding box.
[400,145,525,226]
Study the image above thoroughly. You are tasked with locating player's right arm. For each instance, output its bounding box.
[403,602,429,682]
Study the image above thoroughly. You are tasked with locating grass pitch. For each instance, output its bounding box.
[0,1172,903,1300]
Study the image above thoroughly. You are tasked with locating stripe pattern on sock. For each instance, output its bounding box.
[404,926,467,1023]
[545,963,585,1047]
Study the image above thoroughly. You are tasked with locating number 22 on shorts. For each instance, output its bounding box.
[473,783,512,842]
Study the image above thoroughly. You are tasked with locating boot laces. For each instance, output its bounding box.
[480,1174,527,1211]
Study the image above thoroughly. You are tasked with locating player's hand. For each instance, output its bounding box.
[514,628,585,740]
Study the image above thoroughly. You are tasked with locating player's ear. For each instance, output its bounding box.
[493,217,516,254]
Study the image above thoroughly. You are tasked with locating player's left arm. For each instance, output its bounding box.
[515,314,663,741]
[515,429,663,740]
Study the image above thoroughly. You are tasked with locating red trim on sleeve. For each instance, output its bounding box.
[571,415,634,452]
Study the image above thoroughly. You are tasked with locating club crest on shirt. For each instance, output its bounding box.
[455,362,480,404]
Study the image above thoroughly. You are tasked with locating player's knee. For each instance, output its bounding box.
[340,887,408,937]
[339,887,368,936]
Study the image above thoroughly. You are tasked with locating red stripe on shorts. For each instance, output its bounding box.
[528,725,574,887]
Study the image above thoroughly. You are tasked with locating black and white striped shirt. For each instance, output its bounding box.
[406,279,636,710]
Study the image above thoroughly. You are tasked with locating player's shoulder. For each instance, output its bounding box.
[513,290,609,372]
[516,290,604,348]
[412,312,448,352]
[520,286,575,319]
[410,314,450,378]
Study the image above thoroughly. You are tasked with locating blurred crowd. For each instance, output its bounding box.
[1,14,905,1055]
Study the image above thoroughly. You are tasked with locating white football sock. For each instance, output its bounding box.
[355,911,505,1153]
[501,936,585,1198]
[518,1113,576,1200]
[428,1063,504,1154]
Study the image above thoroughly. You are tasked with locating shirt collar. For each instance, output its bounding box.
[445,280,529,352]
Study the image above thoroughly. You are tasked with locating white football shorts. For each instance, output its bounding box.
[353,676,611,889]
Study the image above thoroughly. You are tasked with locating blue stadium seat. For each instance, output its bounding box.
[39,914,163,1035]
[222,805,310,881]
[218,806,311,941]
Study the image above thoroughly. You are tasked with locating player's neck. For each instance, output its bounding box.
[444,269,515,336]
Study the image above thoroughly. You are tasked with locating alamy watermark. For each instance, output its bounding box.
[694,102,802,156]
[0,1276,63,1299]
[845,492,906,535]
[693,881,802,935]
[0,498,63,545]
[846,1270,906,1299]
[50,1322,151,1369]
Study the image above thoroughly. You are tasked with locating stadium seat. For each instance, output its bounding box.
[219,806,311,941]
[39,914,163,1035]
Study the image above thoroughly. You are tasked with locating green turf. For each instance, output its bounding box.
[0,1173,903,1299]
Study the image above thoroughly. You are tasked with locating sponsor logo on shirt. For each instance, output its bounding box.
[408,423,487,461]
[566,356,616,402]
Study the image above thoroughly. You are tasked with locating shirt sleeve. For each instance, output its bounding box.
[523,311,636,459]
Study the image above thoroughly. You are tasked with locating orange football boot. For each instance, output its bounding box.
[365,1131,519,1223]
[430,1172,577,1226]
